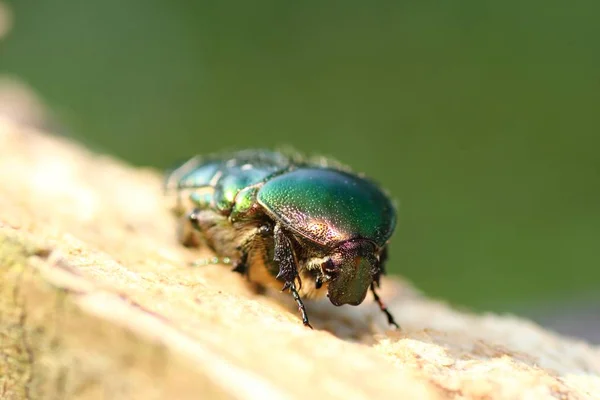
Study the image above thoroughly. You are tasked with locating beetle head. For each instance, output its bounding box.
[325,239,380,306]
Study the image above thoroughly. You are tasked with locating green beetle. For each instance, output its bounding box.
[165,149,398,328]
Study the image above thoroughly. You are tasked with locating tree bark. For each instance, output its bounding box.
[1,117,599,400]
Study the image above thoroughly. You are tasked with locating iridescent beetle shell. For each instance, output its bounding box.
[165,149,399,328]
[257,168,396,247]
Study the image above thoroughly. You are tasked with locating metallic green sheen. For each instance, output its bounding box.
[171,150,291,212]
[177,161,221,189]
[327,257,372,306]
[190,191,213,208]
[230,186,259,221]
[257,168,396,247]
[213,164,282,212]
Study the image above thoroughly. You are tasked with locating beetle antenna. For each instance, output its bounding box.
[370,283,400,329]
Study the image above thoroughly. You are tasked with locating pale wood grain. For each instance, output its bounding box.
[1,117,599,400]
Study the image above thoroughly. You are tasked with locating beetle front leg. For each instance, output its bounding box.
[273,224,312,328]
[273,223,299,287]
[289,281,313,329]
[370,283,399,329]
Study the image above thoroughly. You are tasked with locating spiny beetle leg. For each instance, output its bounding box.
[273,223,301,290]
[288,281,313,329]
[370,283,400,329]
[273,223,311,327]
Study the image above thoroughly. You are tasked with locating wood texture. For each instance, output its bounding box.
[1,117,599,399]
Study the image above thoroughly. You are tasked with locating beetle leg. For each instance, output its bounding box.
[370,283,400,329]
[273,224,312,327]
[232,223,273,278]
[273,224,301,288]
[290,281,313,329]
[372,246,389,287]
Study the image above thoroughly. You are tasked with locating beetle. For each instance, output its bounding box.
[164,149,399,329]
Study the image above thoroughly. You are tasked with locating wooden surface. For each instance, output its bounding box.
[1,117,599,399]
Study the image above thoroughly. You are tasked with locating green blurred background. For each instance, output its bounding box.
[1,1,599,325]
